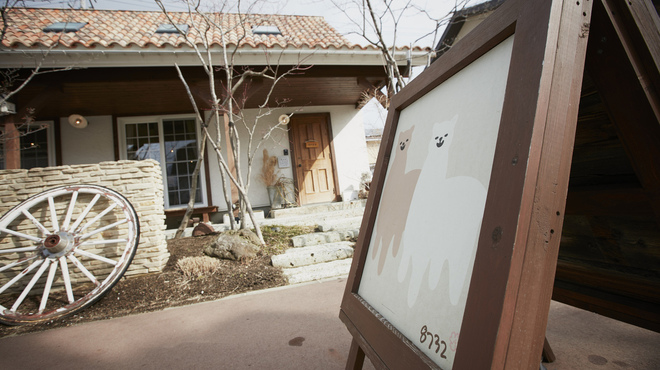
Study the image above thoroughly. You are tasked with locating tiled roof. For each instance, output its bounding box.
[1,7,363,50]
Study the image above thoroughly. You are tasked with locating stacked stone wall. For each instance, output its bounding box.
[0,160,168,278]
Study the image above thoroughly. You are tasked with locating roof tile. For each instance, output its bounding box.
[1,7,369,50]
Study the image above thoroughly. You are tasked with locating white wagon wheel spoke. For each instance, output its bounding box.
[11,259,51,312]
[70,194,101,233]
[48,196,59,232]
[0,255,39,274]
[59,256,75,304]
[0,246,38,255]
[67,255,100,286]
[38,261,59,313]
[77,203,118,234]
[0,228,42,243]
[74,249,119,266]
[0,185,139,325]
[79,219,128,241]
[0,259,44,295]
[21,209,51,236]
[61,191,79,231]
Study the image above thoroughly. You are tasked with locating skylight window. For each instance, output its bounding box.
[43,22,87,33]
[156,24,189,34]
[252,25,281,35]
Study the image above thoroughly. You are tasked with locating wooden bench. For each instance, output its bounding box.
[164,206,218,224]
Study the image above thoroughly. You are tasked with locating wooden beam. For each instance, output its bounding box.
[553,279,660,333]
[586,0,660,226]
[564,184,655,216]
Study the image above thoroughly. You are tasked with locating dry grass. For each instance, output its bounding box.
[259,149,279,186]
[261,224,315,255]
[176,256,223,280]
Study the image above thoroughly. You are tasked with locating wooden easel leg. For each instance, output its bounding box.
[346,338,366,370]
[542,336,556,363]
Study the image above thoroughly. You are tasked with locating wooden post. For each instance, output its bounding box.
[346,339,366,370]
[3,116,21,169]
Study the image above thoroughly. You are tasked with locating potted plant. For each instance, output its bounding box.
[260,149,287,209]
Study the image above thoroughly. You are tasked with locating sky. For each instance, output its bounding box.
[20,0,482,129]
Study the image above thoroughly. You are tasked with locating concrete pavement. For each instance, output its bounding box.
[0,277,658,369]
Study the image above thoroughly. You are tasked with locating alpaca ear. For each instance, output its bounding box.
[449,114,459,127]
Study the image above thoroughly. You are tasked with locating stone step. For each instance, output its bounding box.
[291,230,359,247]
[314,216,364,232]
[268,199,366,219]
[271,242,354,268]
[282,258,353,284]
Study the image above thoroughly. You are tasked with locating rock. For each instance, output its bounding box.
[315,223,333,232]
[203,229,261,261]
[192,223,214,236]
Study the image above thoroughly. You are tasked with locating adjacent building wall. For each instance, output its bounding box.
[0,160,169,278]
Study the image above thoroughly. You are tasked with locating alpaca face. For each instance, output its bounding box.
[429,115,457,152]
[399,138,410,151]
[434,133,448,148]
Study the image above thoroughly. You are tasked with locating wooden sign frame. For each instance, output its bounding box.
[340,0,594,368]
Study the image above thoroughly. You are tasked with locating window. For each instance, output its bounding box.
[0,121,55,170]
[155,24,189,34]
[252,25,281,35]
[118,115,206,209]
[43,22,87,32]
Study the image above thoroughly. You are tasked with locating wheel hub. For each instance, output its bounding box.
[43,232,76,257]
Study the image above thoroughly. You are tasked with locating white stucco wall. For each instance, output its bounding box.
[53,107,369,213]
[60,115,115,165]
[206,105,370,211]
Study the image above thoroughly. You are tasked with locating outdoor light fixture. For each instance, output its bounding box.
[278,114,290,125]
[68,114,88,129]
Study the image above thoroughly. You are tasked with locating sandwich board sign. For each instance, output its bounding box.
[337,0,653,368]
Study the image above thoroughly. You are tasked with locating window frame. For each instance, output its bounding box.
[117,114,208,210]
[0,120,56,170]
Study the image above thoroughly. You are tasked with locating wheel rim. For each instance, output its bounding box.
[0,185,139,324]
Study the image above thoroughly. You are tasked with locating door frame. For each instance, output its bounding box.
[288,112,341,205]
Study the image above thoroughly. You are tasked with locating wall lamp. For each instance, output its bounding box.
[68,114,88,129]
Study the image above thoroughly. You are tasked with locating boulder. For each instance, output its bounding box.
[203,229,261,261]
[192,223,215,236]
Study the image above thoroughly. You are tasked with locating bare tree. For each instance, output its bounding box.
[331,0,469,105]
[1,1,82,167]
[156,0,310,244]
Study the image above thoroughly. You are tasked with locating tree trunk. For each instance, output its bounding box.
[174,134,207,238]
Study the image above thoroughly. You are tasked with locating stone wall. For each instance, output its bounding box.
[0,160,169,278]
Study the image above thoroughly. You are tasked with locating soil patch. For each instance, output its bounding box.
[0,227,310,338]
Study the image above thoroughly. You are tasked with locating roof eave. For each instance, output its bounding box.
[0,45,430,69]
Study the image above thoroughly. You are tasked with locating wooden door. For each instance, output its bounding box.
[290,114,338,205]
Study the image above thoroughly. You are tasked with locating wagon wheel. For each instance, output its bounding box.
[0,185,139,325]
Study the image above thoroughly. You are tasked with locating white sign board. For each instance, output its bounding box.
[357,36,514,368]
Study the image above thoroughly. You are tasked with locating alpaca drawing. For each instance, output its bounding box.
[370,126,421,274]
[398,115,487,306]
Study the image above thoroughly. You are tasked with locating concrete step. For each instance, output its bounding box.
[268,199,366,219]
[271,242,354,268]
[291,230,359,247]
[282,258,353,284]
